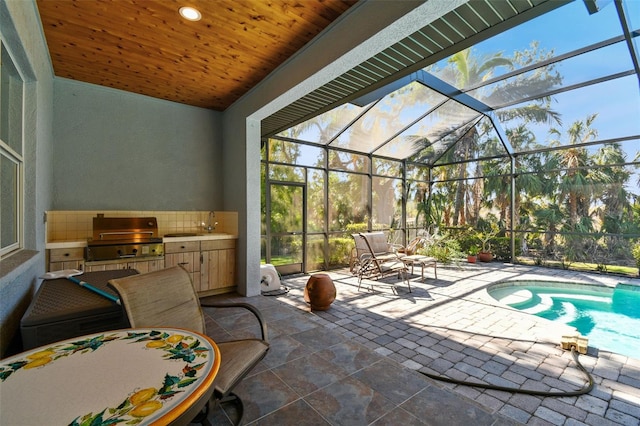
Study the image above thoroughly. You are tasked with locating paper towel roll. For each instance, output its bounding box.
[260,264,281,291]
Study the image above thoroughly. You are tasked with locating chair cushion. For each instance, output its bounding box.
[213,339,269,395]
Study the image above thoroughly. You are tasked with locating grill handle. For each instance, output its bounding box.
[99,231,154,239]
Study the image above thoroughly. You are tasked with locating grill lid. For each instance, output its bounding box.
[86,215,164,261]
[89,215,160,245]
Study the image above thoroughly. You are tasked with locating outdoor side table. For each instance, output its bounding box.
[401,255,438,281]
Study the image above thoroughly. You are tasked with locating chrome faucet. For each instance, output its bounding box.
[204,211,218,233]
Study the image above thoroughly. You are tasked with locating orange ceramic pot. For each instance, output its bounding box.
[478,251,493,262]
[304,274,336,311]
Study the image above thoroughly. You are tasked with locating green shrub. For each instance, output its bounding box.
[451,227,478,253]
[417,232,464,263]
[492,237,522,261]
[345,223,368,233]
[306,237,356,267]
[328,237,354,266]
[632,241,640,270]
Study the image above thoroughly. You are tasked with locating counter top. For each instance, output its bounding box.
[46,234,236,249]
[46,240,88,249]
[162,233,237,242]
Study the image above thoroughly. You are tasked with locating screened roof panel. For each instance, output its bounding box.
[494,73,640,149]
[272,0,638,172]
[372,133,425,160]
[623,0,639,31]
[275,102,371,144]
[467,41,634,109]
[430,116,511,166]
[330,81,446,153]
[407,119,479,165]
[377,98,482,159]
[474,116,512,159]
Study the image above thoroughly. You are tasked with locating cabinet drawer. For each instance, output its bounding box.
[201,239,235,251]
[164,241,200,253]
[49,247,85,262]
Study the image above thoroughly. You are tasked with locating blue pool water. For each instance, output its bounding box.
[488,281,640,359]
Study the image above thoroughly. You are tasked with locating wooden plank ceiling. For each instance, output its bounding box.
[36,0,357,110]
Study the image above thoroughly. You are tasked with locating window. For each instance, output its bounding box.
[0,42,24,257]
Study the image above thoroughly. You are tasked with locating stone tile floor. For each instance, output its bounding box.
[199,263,640,425]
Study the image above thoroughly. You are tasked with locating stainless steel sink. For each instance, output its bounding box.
[164,232,199,237]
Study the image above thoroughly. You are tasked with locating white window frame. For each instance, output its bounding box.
[0,39,25,258]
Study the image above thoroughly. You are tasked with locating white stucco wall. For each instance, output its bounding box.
[0,0,54,356]
[52,78,223,211]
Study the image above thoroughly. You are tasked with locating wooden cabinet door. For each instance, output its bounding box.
[127,259,165,273]
[201,247,236,292]
[165,251,201,291]
[218,248,235,288]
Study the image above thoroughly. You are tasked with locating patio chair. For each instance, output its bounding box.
[351,232,410,293]
[108,266,269,426]
[351,232,401,262]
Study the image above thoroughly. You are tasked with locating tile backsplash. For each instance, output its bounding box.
[46,210,238,242]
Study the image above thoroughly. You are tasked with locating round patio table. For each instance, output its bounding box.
[0,327,220,425]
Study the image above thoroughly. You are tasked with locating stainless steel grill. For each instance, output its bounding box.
[85,215,164,261]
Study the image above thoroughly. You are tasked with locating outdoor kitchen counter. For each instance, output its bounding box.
[46,240,87,249]
[45,234,237,248]
[162,233,237,242]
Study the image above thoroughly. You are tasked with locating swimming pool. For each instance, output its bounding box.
[488,281,640,359]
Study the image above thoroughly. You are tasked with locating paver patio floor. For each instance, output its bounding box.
[202,263,640,425]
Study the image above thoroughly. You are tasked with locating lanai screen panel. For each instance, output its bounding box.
[495,74,640,150]
[407,118,479,165]
[468,41,634,110]
[330,81,444,154]
[375,95,484,160]
[429,116,511,166]
[276,102,371,145]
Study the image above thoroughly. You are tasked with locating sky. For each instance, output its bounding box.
[470,0,640,195]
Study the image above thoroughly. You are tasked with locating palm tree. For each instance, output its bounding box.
[592,143,630,233]
[426,44,562,227]
[548,115,598,230]
[443,49,513,226]
[533,202,564,257]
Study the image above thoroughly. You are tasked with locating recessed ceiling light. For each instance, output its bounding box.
[179,6,201,21]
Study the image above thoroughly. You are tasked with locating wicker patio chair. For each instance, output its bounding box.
[108,266,269,426]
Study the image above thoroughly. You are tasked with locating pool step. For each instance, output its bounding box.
[496,289,533,306]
